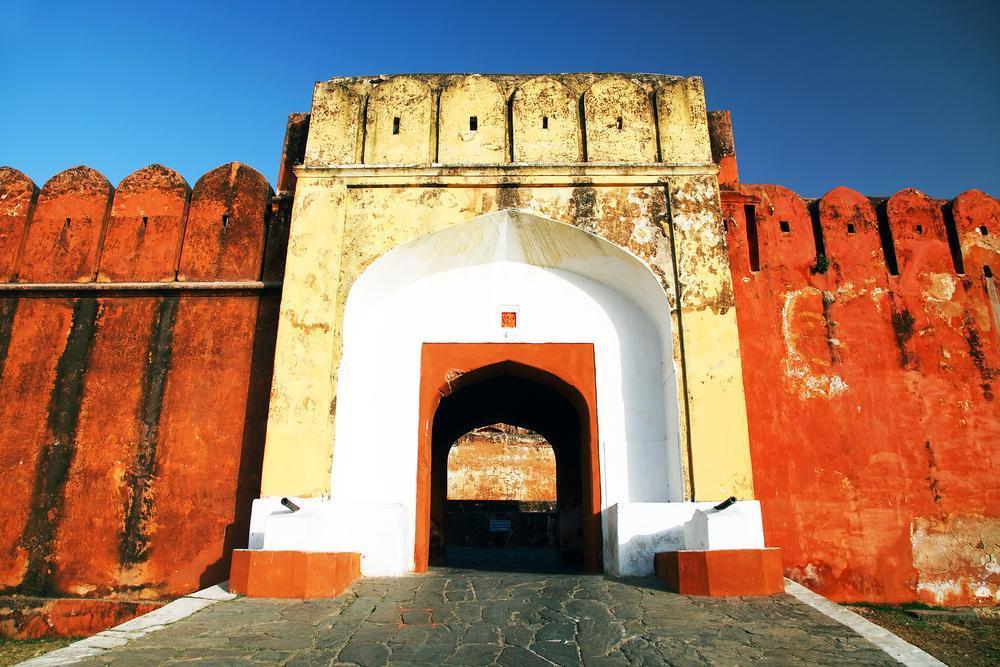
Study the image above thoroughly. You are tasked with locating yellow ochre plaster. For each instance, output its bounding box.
[261,73,754,503]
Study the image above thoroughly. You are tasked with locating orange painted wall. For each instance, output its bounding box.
[722,183,1000,606]
[0,162,284,613]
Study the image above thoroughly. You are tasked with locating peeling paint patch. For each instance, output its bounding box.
[911,515,1000,605]
[781,288,848,398]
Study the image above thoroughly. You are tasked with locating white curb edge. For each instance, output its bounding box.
[16,581,236,666]
[783,578,946,666]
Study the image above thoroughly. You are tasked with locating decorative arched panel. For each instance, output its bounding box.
[438,75,507,164]
[584,77,657,162]
[363,77,435,165]
[656,77,712,164]
[512,77,581,162]
[304,83,363,166]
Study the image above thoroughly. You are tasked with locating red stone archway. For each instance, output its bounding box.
[416,343,602,572]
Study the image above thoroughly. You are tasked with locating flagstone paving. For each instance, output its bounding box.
[75,569,895,666]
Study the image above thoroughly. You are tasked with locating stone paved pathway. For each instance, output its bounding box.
[76,569,895,665]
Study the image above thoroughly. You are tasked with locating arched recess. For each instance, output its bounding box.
[333,209,681,572]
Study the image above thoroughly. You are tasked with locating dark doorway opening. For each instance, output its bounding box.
[443,424,560,570]
[429,370,587,571]
[416,344,602,574]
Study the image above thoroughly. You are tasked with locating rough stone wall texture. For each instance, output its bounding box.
[721,183,1000,606]
[446,424,557,502]
[0,162,284,631]
[303,73,707,167]
[264,73,753,508]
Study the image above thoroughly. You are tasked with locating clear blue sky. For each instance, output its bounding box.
[2,1,998,198]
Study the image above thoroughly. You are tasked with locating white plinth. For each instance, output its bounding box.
[683,505,766,551]
[248,498,409,576]
[606,501,766,577]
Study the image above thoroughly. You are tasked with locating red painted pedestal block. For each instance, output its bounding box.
[229,550,361,599]
[654,548,784,597]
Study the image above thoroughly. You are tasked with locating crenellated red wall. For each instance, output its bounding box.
[0,162,285,637]
[722,183,1000,606]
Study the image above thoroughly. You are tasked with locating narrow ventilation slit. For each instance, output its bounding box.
[985,265,994,279]
[941,203,966,274]
[542,116,548,130]
[141,216,148,227]
[875,202,900,276]
[779,220,791,233]
[469,116,478,131]
[221,214,230,229]
[723,218,730,233]
[745,204,761,272]
[392,117,400,135]
[616,116,623,130]
[846,223,856,234]
[64,217,71,228]
[915,224,923,234]
[808,201,829,274]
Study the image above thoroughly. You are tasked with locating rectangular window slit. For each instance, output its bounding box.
[779,220,790,233]
[392,116,400,135]
[745,204,761,272]
[65,217,71,227]
[542,116,548,130]
[141,216,148,227]
[222,214,230,228]
[846,223,856,234]
[979,225,989,236]
[915,224,923,234]
[469,116,478,131]
[616,116,623,130]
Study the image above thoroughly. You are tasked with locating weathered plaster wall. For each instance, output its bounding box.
[304,73,709,166]
[264,73,754,511]
[721,182,1000,606]
[0,161,285,627]
[446,425,556,502]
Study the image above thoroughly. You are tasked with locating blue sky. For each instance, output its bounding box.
[2,1,998,198]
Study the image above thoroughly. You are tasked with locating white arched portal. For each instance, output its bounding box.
[332,210,683,570]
